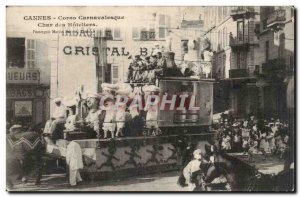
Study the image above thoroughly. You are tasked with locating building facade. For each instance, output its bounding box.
[257,6,294,120]
[50,7,205,108]
[202,6,260,117]
[6,35,51,126]
[202,6,294,120]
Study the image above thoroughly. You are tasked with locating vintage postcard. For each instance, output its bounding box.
[6,6,295,192]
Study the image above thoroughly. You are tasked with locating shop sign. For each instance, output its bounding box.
[7,68,40,84]
[7,87,35,99]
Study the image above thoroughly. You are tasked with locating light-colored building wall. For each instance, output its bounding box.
[6,31,52,122]
[256,6,294,71]
[202,6,260,78]
[49,8,205,111]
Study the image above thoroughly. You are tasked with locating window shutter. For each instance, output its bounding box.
[26,39,36,68]
[114,28,121,39]
[132,27,139,39]
[112,65,119,84]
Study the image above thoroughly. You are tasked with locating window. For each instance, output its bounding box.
[223,27,226,47]
[265,41,269,61]
[105,28,113,40]
[237,52,247,69]
[112,65,119,84]
[158,27,166,39]
[225,27,227,46]
[113,28,121,40]
[26,39,36,68]
[140,28,148,40]
[291,7,294,18]
[218,7,222,22]
[244,21,249,43]
[149,28,156,40]
[7,38,25,68]
[237,52,241,69]
[218,30,221,50]
[132,27,139,39]
[158,14,166,39]
[159,14,166,26]
[237,21,244,42]
[96,29,103,37]
[241,53,247,69]
[105,64,111,83]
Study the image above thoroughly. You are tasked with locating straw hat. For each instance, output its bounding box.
[9,125,22,133]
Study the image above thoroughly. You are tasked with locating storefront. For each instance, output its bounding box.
[6,68,50,126]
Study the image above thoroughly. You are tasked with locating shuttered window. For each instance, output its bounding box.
[27,39,36,68]
[112,65,119,84]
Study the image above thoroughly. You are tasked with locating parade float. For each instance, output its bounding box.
[43,43,217,182]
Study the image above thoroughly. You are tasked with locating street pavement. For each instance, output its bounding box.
[9,170,190,192]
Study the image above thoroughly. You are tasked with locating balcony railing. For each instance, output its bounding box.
[229,36,250,51]
[267,9,286,29]
[230,6,256,21]
[229,69,249,78]
[261,58,286,78]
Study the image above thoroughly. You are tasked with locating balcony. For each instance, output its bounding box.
[229,36,250,52]
[229,69,249,78]
[262,59,286,79]
[230,6,256,21]
[267,9,286,30]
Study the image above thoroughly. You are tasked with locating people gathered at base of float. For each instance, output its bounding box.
[41,82,162,140]
[214,112,293,158]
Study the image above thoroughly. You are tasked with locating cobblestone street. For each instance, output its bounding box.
[10,171,189,192]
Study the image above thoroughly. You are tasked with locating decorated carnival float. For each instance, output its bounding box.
[39,40,218,186]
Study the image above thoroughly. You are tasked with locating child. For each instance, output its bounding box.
[183,149,203,191]
[221,134,231,151]
[241,127,250,154]
[102,98,116,139]
[115,103,126,137]
[145,105,161,136]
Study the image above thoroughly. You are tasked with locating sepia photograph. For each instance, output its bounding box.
[5,6,295,192]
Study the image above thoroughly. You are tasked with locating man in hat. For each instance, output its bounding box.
[9,125,23,135]
[232,122,242,152]
[131,55,144,82]
[156,52,167,70]
[183,149,203,191]
[127,55,142,82]
[43,98,67,136]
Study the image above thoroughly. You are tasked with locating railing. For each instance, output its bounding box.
[230,6,255,20]
[261,58,286,78]
[231,6,255,14]
[229,36,250,46]
[229,69,249,78]
[267,9,286,27]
